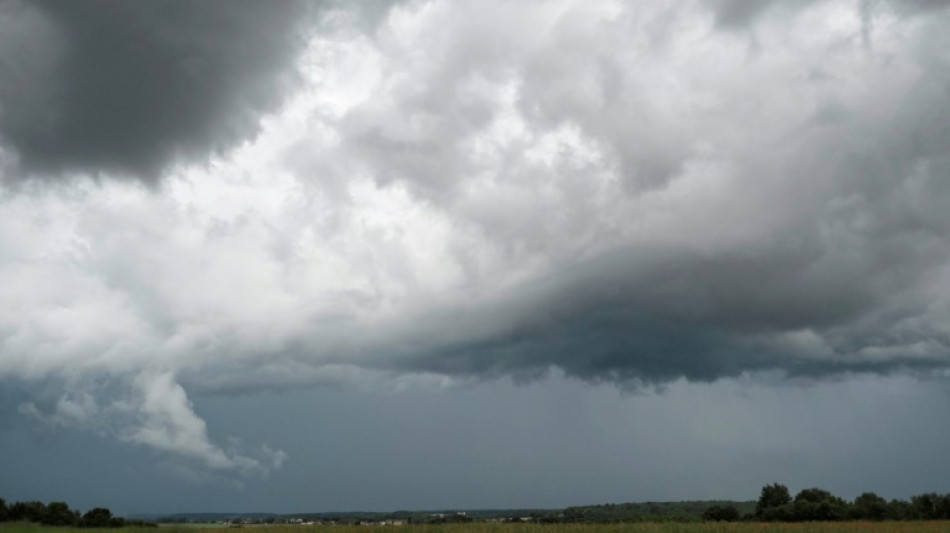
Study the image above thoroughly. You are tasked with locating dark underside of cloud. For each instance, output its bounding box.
[0,0,313,183]
[364,1,950,387]
[709,0,949,28]
[392,243,950,387]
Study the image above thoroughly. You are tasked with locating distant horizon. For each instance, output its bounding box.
[131,499,760,517]
[6,496,757,520]
[8,481,950,522]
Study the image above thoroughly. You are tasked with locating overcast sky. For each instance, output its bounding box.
[2,0,950,516]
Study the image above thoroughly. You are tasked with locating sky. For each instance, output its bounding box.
[2,0,950,516]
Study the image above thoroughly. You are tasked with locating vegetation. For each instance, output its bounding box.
[700,505,739,522]
[754,484,950,522]
[0,499,153,529]
[555,502,754,523]
[4,482,950,529]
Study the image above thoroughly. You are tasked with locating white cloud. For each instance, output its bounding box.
[121,371,284,475]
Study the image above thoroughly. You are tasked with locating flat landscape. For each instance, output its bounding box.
[6,523,950,533]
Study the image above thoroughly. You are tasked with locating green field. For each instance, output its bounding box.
[6,522,950,533]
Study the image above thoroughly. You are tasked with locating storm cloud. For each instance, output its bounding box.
[3,0,950,487]
[327,0,950,383]
[0,0,313,182]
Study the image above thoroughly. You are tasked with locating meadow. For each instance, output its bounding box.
[6,522,950,533]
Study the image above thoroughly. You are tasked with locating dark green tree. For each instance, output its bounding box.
[9,501,46,522]
[0,498,7,522]
[42,502,79,526]
[909,492,950,520]
[791,488,847,521]
[885,498,914,521]
[851,492,887,520]
[756,483,792,519]
[702,505,739,522]
[81,507,114,528]
[937,494,950,520]
[911,493,940,520]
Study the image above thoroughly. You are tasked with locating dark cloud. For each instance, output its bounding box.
[706,0,817,28]
[391,237,950,386]
[707,0,950,29]
[297,1,949,389]
[707,0,780,28]
[0,0,315,183]
[891,0,950,14]
[371,32,950,383]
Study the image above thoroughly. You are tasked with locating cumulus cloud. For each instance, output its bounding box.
[122,371,283,475]
[305,0,950,382]
[14,371,284,476]
[2,0,950,477]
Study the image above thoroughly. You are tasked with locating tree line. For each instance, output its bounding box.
[703,483,950,522]
[0,498,155,528]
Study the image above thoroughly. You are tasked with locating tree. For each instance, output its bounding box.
[702,505,739,522]
[909,492,950,520]
[851,492,887,521]
[791,488,847,521]
[756,483,792,518]
[8,501,46,522]
[937,494,950,520]
[911,493,939,520]
[885,498,914,521]
[81,507,114,528]
[42,502,79,526]
[0,498,7,522]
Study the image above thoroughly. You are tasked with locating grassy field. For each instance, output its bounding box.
[5,523,950,533]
